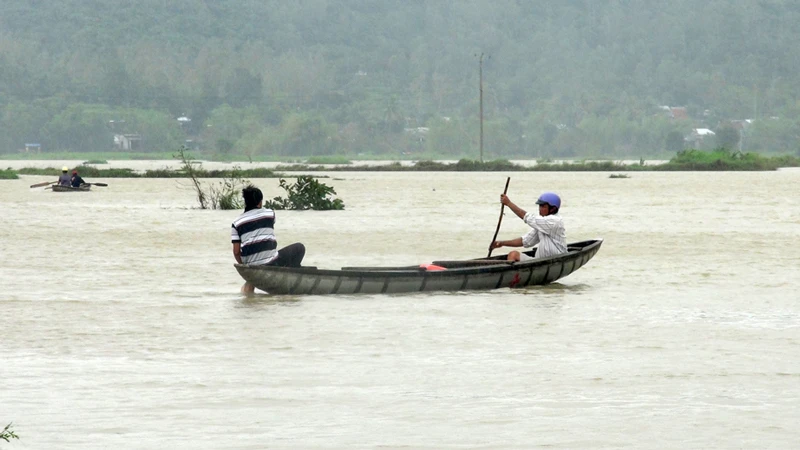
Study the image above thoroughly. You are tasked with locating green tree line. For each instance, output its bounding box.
[1,0,799,158]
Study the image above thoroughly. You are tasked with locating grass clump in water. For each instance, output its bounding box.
[1,423,19,442]
[305,155,352,165]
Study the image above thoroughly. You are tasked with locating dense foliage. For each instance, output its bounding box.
[655,149,796,171]
[2,1,800,158]
[263,176,345,210]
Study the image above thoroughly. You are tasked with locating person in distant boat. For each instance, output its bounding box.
[231,185,306,294]
[490,192,567,262]
[58,166,71,186]
[70,170,86,188]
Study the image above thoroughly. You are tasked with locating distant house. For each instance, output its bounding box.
[659,106,689,120]
[24,143,41,153]
[685,128,715,147]
[670,107,689,120]
[404,127,429,137]
[184,139,200,151]
[403,127,429,145]
[114,134,142,151]
[729,119,753,130]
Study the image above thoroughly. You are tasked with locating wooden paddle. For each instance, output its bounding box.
[30,180,56,188]
[86,182,108,187]
[487,177,511,257]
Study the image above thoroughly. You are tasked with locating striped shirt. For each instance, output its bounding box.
[521,212,567,259]
[231,208,278,265]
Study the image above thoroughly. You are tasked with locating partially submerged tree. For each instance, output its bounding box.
[175,146,344,210]
[175,145,246,210]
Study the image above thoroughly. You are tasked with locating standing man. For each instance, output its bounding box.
[491,192,567,261]
[231,185,306,294]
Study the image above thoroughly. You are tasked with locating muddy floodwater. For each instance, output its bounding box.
[2,167,799,449]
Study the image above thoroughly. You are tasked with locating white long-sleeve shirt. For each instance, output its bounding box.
[520,212,567,258]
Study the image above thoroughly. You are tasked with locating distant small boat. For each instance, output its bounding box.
[52,184,91,192]
[235,239,603,295]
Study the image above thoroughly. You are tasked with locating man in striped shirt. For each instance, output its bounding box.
[490,192,567,261]
[232,185,305,293]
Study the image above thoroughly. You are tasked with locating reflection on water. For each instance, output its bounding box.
[2,168,799,449]
[236,296,305,309]
[524,281,594,293]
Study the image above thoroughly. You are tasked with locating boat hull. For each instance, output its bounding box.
[52,184,91,192]
[235,239,602,295]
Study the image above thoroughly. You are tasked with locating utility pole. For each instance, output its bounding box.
[479,52,484,163]
[753,84,758,121]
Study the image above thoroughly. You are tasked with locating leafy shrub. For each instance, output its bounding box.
[531,160,638,171]
[412,160,449,170]
[143,168,183,178]
[0,168,18,179]
[263,176,345,210]
[659,148,794,170]
[409,159,520,171]
[15,167,47,175]
[456,159,518,171]
[70,164,116,178]
[772,155,800,167]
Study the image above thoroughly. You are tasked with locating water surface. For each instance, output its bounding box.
[2,169,798,449]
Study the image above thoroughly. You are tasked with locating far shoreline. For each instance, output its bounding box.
[0,149,800,179]
[2,149,799,179]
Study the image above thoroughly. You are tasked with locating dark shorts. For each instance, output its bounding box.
[267,242,306,268]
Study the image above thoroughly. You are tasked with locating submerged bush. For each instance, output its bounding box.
[208,175,246,210]
[305,155,352,165]
[657,148,799,171]
[175,146,249,210]
[72,165,138,177]
[263,176,345,210]
[0,168,18,179]
[454,158,518,171]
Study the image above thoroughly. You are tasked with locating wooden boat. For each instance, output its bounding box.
[235,238,603,295]
[52,184,91,192]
